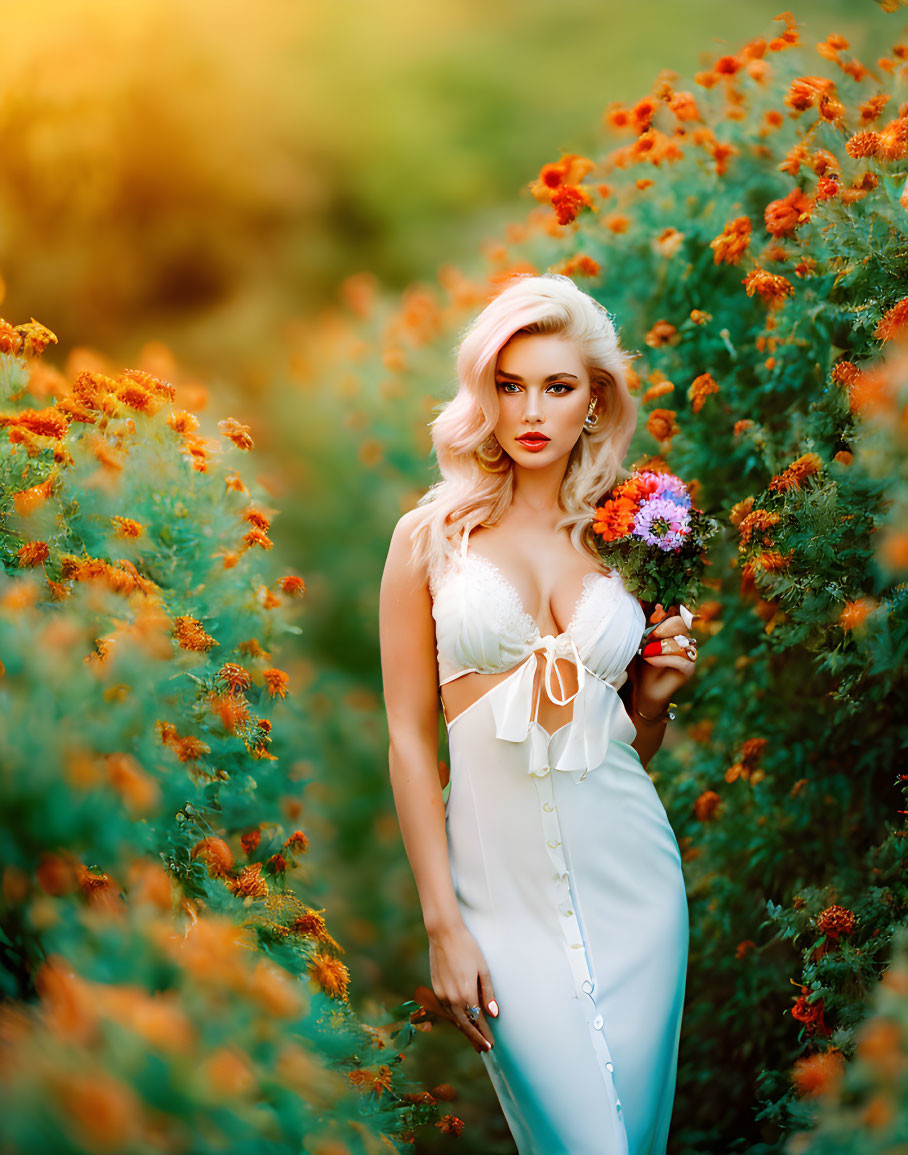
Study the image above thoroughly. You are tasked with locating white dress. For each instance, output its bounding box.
[429,526,689,1155]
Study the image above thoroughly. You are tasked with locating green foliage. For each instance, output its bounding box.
[0,334,441,1152]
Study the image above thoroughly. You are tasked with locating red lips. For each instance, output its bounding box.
[516,434,550,446]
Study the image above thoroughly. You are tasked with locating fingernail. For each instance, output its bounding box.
[484,1041,493,1051]
[488,1000,499,1017]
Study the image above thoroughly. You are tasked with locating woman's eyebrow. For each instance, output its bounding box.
[494,371,580,382]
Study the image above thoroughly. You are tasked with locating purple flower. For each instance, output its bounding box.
[632,497,691,551]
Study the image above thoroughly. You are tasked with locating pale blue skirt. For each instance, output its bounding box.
[444,674,689,1155]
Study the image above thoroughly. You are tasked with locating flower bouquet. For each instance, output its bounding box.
[591,469,720,624]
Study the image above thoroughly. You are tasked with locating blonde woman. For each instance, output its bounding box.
[379,274,695,1154]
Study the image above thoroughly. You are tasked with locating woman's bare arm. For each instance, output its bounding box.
[379,509,462,937]
[380,511,499,1052]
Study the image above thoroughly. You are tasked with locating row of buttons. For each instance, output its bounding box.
[532,765,622,1118]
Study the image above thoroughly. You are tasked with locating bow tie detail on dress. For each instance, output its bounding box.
[488,634,635,781]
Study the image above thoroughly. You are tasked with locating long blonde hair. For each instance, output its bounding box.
[409,273,639,588]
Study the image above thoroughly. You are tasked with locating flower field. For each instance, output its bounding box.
[0,323,450,1150]
[1,6,907,1154]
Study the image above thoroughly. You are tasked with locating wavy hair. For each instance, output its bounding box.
[408,273,639,589]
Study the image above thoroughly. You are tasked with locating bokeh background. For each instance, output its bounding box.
[0,0,893,378]
[2,2,907,1153]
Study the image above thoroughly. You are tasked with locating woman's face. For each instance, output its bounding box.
[492,331,592,466]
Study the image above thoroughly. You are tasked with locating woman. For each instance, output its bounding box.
[379,273,695,1155]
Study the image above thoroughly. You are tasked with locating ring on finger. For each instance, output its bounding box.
[464,1005,481,1024]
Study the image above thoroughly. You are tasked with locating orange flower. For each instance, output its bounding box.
[785,75,836,112]
[816,905,855,940]
[764,188,812,237]
[791,989,832,1036]
[859,93,890,123]
[17,540,49,567]
[16,320,57,357]
[105,752,159,815]
[0,319,23,354]
[645,408,680,444]
[768,452,822,493]
[241,828,261,856]
[532,152,596,194]
[846,130,882,160]
[792,1050,845,1098]
[690,309,711,325]
[173,735,212,763]
[857,1018,903,1079]
[238,638,271,659]
[604,212,631,234]
[285,830,310,854]
[264,668,290,699]
[226,862,269,900]
[694,790,721,821]
[875,296,908,342]
[219,662,251,692]
[757,550,790,572]
[668,90,700,122]
[734,510,776,549]
[592,496,637,541]
[1,406,68,439]
[816,33,848,61]
[644,320,678,348]
[437,1115,466,1136]
[742,268,794,308]
[172,615,218,652]
[710,217,751,265]
[218,418,254,450]
[167,410,199,435]
[816,174,839,202]
[242,527,274,551]
[736,939,756,959]
[120,368,176,401]
[308,950,350,1000]
[289,908,341,952]
[243,509,270,532]
[111,516,144,538]
[191,837,235,877]
[839,598,875,630]
[641,380,675,405]
[555,254,600,278]
[653,227,684,258]
[688,372,719,414]
[53,1068,142,1150]
[209,694,250,732]
[604,103,633,133]
[12,474,54,516]
[115,378,161,415]
[550,185,594,226]
[348,1065,394,1098]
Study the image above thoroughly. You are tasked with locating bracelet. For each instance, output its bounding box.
[634,701,676,723]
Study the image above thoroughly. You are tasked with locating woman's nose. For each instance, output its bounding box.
[522,389,544,421]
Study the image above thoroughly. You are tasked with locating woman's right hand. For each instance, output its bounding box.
[428,922,498,1054]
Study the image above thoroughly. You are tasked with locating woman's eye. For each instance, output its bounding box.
[547,383,573,394]
[497,382,520,393]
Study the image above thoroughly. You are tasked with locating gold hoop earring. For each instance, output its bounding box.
[583,398,599,433]
[474,434,510,473]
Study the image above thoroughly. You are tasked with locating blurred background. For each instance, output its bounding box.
[0,0,894,385]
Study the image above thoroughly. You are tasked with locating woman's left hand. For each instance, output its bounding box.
[634,603,699,713]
